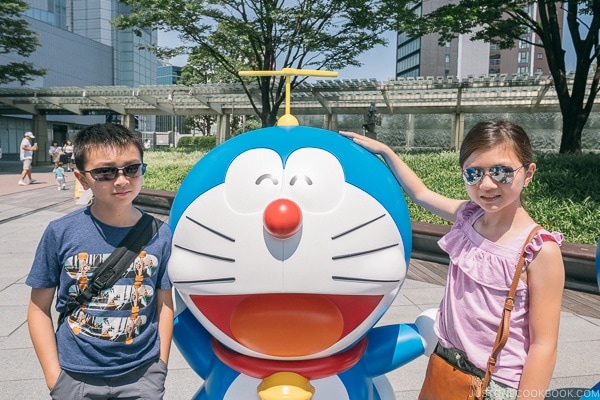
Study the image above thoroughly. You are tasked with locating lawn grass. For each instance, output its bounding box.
[142,148,600,246]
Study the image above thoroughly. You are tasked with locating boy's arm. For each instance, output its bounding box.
[28,287,61,389]
[156,288,174,364]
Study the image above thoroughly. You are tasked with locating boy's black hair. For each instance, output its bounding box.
[73,123,143,171]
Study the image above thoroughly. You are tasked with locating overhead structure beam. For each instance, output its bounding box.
[0,97,38,114]
[0,73,595,117]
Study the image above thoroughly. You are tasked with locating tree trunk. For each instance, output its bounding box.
[559,113,584,154]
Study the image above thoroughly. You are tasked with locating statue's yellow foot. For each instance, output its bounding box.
[257,372,314,400]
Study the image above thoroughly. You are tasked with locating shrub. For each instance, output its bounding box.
[177,135,217,152]
[143,149,600,245]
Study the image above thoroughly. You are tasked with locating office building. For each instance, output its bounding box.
[396,1,563,79]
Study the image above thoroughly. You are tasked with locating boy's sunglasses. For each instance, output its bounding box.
[82,163,146,181]
[462,165,525,186]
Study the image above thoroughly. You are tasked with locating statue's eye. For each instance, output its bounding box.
[284,149,345,213]
[225,149,283,213]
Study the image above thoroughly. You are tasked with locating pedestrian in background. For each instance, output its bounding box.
[53,162,66,191]
[61,139,74,171]
[49,141,63,169]
[19,131,38,186]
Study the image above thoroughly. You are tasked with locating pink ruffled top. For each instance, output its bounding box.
[434,201,563,388]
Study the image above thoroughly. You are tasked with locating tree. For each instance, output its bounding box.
[391,0,600,154]
[112,0,391,127]
[178,45,245,135]
[0,0,45,85]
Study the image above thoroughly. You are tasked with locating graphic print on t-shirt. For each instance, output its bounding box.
[63,250,158,344]
[67,309,148,343]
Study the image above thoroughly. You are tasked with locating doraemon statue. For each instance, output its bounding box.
[579,243,600,400]
[168,122,436,400]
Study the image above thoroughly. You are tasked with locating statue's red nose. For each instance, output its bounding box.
[263,199,302,239]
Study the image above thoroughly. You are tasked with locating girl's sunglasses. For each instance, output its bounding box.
[82,163,146,181]
[462,165,525,186]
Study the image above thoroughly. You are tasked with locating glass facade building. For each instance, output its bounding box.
[3,0,157,89]
[0,0,158,159]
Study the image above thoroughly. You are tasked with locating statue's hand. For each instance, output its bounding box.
[415,308,438,356]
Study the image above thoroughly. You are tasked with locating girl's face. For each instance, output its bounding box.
[461,144,535,215]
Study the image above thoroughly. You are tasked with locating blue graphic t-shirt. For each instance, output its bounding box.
[26,207,172,377]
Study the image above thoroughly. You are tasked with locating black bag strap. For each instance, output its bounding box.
[59,213,161,324]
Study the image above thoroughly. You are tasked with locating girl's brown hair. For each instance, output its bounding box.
[459,119,534,168]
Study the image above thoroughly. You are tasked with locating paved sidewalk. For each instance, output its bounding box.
[1,162,599,399]
[0,161,68,196]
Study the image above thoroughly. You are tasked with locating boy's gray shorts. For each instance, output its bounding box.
[49,358,167,400]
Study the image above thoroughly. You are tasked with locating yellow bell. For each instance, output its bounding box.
[257,372,315,400]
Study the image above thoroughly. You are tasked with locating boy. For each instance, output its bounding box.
[26,123,173,399]
[53,162,66,190]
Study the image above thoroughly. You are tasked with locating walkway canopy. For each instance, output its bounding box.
[0,73,586,118]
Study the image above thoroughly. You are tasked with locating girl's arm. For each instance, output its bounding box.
[339,131,466,222]
[517,241,564,399]
[28,287,62,389]
[156,288,174,364]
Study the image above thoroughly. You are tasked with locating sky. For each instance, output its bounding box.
[157,31,397,82]
[159,23,580,81]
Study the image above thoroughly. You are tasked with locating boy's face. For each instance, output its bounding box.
[74,144,143,208]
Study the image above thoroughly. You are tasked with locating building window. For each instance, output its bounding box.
[398,38,420,58]
[518,52,529,63]
[445,54,450,63]
[517,66,529,74]
[537,53,544,59]
[445,41,451,47]
[519,40,530,48]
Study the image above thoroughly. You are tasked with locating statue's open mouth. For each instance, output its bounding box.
[190,293,382,356]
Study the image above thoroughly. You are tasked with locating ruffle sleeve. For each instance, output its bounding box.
[523,229,564,266]
[438,201,564,290]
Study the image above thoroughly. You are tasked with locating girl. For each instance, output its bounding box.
[48,141,62,169]
[61,139,74,171]
[341,119,564,400]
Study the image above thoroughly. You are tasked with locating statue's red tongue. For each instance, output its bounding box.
[230,294,343,356]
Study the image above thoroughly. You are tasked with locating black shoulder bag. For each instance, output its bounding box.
[58,213,162,325]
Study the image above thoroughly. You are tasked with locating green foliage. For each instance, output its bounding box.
[143,148,600,245]
[143,149,207,192]
[176,135,217,151]
[0,0,46,85]
[232,116,262,136]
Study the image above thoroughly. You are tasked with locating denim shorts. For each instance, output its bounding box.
[434,344,518,400]
[49,358,167,400]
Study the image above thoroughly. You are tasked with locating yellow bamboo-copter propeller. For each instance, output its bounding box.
[238,68,338,127]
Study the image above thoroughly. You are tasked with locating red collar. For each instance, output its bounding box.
[212,337,367,380]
